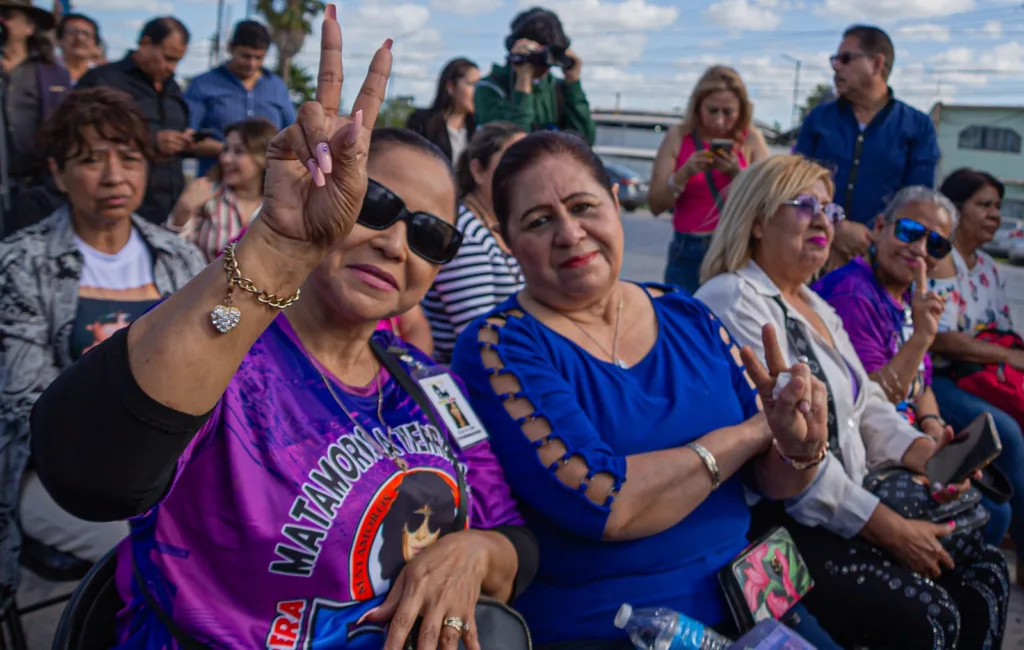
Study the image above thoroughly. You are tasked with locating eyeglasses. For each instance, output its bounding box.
[890,217,952,259]
[782,194,845,225]
[830,51,870,66]
[357,179,463,265]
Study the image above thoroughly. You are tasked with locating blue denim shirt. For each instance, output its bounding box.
[185,65,296,175]
[795,89,939,224]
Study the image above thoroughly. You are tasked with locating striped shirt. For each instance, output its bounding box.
[423,205,524,362]
[172,184,260,262]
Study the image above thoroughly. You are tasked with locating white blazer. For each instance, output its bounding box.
[695,260,925,538]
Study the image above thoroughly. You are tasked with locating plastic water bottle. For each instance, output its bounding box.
[614,603,733,650]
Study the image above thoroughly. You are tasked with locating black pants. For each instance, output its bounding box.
[752,504,1008,649]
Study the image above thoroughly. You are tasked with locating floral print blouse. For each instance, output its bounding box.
[928,249,1014,354]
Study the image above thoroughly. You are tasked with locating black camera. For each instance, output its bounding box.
[505,8,574,70]
[509,45,573,70]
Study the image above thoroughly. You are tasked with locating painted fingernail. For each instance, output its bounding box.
[316,142,332,175]
[948,521,956,529]
[347,110,363,144]
[931,491,942,500]
[947,485,958,494]
[307,159,326,187]
[356,607,378,625]
[383,38,394,51]
[325,4,336,20]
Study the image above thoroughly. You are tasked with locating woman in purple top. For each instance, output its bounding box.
[813,186,953,439]
[814,185,1013,547]
[30,13,536,650]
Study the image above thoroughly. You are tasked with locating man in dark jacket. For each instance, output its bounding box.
[475,8,596,144]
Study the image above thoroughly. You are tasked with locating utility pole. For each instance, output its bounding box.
[782,54,802,132]
[212,0,226,66]
[615,92,621,112]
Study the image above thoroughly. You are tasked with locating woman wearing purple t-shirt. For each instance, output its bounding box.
[30,13,537,650]
[814,186,1013,548]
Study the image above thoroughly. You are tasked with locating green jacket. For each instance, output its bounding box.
[474,63,596,145]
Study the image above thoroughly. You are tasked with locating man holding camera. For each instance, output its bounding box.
[475,7,595,144]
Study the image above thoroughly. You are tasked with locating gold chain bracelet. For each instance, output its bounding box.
[210,243,301,334]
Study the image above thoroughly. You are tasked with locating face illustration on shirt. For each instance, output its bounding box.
[402,504,441,561]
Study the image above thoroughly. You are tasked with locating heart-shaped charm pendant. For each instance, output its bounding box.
[211,304,242,333]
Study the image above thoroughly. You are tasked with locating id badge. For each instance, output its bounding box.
[417,373,488,450]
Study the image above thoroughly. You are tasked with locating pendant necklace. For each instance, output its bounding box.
[316,358,409,471]
[563,296,628,369]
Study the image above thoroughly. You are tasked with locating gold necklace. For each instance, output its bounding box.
[315,358,409,471]
[563,297,627,369]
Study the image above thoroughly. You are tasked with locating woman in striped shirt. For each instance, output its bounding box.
[423,122,527,362]
[167,118,277,261]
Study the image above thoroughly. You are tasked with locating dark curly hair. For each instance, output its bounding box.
[41,88,154,170]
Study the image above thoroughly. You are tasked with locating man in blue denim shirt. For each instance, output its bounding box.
[796,25,939,271]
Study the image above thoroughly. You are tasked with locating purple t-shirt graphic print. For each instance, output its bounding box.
[112,316,522,649]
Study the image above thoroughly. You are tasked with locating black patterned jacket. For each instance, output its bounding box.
[0,207,205,607]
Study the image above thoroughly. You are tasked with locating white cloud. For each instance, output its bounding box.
[967,20,1003,39]
[896,24,952,42]
[74,0,174,12]
[815,0,974,21]
[704,0,782,31]
[430,0,505,14]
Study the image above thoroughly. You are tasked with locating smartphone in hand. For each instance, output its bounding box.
[192,129,219,143]
[925,413,1001,486]
[710,139,734,154]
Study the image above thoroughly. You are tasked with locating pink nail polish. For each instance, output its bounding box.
[356,607,378,625]
[325,4,336,20]
[307,159,325,187]
[947,485,957,494]
[948,521,956,529]
[316,142,332,175]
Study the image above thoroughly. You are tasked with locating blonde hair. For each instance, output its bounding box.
[700,155,834,283]
[681,66,753,145]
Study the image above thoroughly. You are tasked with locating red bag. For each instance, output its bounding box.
[950,329,1024,425]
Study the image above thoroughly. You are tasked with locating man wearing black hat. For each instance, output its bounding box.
[475,7,595,144]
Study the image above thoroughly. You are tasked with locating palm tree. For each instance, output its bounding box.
[288,63,316,105]
[256,0,325,86]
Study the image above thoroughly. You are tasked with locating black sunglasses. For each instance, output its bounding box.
[357,179,463,265]
[891,217,952,259]
[830,51,870,66]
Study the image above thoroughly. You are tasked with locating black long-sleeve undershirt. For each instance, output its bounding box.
[29,324,539,598]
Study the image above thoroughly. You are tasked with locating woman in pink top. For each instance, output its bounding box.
[648,66,769,294]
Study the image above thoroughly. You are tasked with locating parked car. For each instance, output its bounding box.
[982,219,1024,258]
[602,161,649,212]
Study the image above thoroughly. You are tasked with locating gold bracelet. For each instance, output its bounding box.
[773,439,829,470]
[210,243,301,334]
[686,442,720,491]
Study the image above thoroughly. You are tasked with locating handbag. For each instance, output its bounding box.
[718,526,814,633]
[863,467,989,557]
[947,328,1024,426]
[132,342,531,650]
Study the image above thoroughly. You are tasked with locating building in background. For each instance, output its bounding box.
[931,103,1024,222]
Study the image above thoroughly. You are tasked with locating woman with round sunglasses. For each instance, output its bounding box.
[697,156,1009,650]
[814,186,1014,548]
[29,12,537,649]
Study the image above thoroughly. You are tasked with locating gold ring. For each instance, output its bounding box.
[443,617,468,633]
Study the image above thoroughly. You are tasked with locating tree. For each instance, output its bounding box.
[800,83,835,120]
[256,0,325,86]
[288,63,315,105]
[375,96,416,128]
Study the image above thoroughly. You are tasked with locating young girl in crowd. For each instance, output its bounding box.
[168,118,277,261]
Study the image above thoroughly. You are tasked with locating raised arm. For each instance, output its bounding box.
[31,7,393,510]
[647,125,684,216]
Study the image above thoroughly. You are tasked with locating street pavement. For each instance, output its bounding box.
[13,208,1024,648]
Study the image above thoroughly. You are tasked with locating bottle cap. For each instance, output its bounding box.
[613,603,633,629]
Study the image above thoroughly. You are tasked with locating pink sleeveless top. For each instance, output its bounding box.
[671,133,748,235]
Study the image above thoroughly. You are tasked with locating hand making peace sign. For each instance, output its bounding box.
[741,324,831,462]
[258,4,393,259]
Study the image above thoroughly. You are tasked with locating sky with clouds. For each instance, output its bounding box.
[72,0,1024,129]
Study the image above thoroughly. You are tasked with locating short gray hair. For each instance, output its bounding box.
[882,185,960,232]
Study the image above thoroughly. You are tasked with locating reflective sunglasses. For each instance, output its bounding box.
[782,194,846,226]
[890,217,952,259]
[357,179,463,265]
[830,51,870,66]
